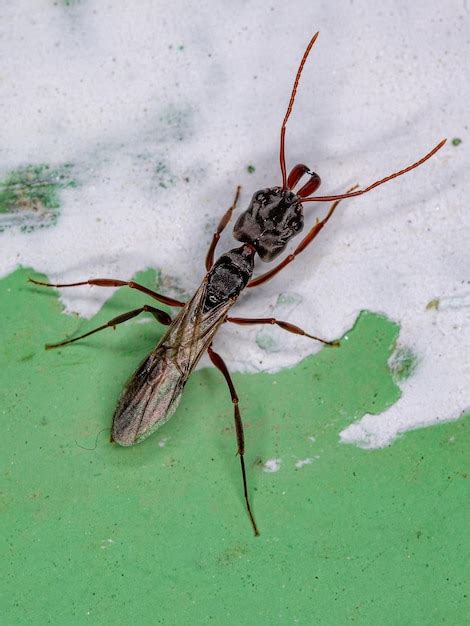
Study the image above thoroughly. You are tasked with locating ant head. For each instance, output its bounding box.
[287,164,321,197]
[233,187,304,261]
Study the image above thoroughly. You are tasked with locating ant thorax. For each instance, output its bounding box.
[203,245,255,312]
[233,187,304,261]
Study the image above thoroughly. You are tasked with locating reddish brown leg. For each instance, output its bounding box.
[28,277,185,307]
[247,187,357,288]
[227,316,339,347]
[45,305,172,349]
[205,186,241,271]
[207,344,260,537]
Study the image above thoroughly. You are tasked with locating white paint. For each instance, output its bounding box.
[295,458,313,469]
[100,539,114,550]
[263,459,282,473]
[1,2,468,448]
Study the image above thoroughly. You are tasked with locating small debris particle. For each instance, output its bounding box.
[451,138,462,146]
[247,164,256,174]
[426,298,440,310]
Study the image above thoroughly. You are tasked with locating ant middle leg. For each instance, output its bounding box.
[45,305,172,350]
[205,186,241,271]
[227,316,339,347]
[28,277,185,307]
[247,187,358,288]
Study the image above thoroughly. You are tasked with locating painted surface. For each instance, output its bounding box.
[1,1,469,623]
[1,269,468,624]
[0,1,468,447]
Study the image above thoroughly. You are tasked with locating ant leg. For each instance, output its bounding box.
[45,305,172,350]
[247,187,357,288]
[227,316,339,347]
[207,344,260,537]
[205,186,241,271]
[28,277,185,307]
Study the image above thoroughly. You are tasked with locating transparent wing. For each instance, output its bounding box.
[111,280,232,446]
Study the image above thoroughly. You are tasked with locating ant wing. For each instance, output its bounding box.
[111,279,232,446]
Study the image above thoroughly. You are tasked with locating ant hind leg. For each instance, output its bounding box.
[207,344,260,537]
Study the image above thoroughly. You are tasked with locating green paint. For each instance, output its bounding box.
[451,138,462,146]
[389,345,418,382]
[276,292,302,306]
[0,163,76,232]
[255,332,278,352]
[426,297,440,310]
[247,164,256,173]
[1,268,468,624]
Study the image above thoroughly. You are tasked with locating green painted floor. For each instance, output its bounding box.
[1,268,468,625]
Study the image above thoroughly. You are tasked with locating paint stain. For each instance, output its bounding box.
[156,104,193,143]
[426,298,440,310]
[256,292,303,353]
[263,459,282,473]
[217,544,247,565]
[388,345,418,383]
[0,163,76,233]
[154,161,177,189]
[295,458,313,469]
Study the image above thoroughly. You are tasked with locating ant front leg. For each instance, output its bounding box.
[227,317,339,347]
[205,186,241,271]
[207,344,260,537]
[247,188,358,288]
[29,277,185,307]
[45,305,172,349]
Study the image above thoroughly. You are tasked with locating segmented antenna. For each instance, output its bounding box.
[279,32,446,200]
[301,139,447,202]
[280,32,320,190]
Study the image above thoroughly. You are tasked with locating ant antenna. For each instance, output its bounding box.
[280,31,320,191]
[302,138,446,203]
[279,33,446,200]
